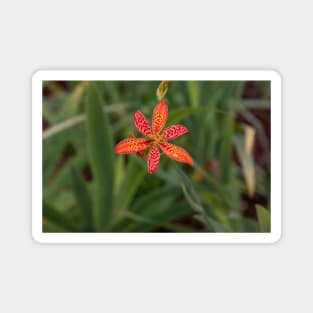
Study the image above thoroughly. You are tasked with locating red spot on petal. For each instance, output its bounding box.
[147,145,160,174]
[152,101,168,134]
[114,138,151,154]
[133,111,152,136]
[159,142,193,166]
[162,124,189,140]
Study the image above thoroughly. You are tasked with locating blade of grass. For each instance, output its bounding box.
[219,111,235,184]
[85,82,114,231]
[103,81,120,103]
[70,166,94,232]
[256,204,271,232]
[114,155,146,212]
[130,186,178,214]
[187,81,200,108]
[127,204,193,232]
[167,107,206,125]
[43,103,134,140]
[175,166,228,232]
[43,201,80,232]
[43,151,87,199]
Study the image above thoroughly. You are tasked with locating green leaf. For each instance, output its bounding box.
[187,81,200,107]
[219,111,235,184]
[129,204,193,232]
[43,220,69,232]
[176,166,229,232]
[228,213,245,232]
[52,191,76,212]
[70,166,94,232]
[131,186,178,214]
[181,183,204,215]
[256,204,271,232]
[103,81,120,103]
[43,201,80,232]
[114,155,125,196]
[113,182,193,232]
[63,81,88,116]
[114,155,146,212]
[175,167,203,210]
[43,151,87,200]
[167,107,206,125]
[85,82,115,231]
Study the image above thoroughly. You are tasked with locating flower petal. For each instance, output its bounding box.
[152,101,168,134]
[162,125,189,140]
[147,145,160,174]
[114,138,151,154]
[133,110,152,136]
[159,142,194,165]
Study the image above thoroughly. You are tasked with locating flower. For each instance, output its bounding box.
[114,101,194,174]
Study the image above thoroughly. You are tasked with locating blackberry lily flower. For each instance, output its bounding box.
[114,101,194,174]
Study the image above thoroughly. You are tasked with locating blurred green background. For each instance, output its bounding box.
[42,80,271,233]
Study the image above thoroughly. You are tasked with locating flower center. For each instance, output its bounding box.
[149,133,163,144]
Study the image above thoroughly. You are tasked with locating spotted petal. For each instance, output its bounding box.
[152,101,168,134]
[133,110,152,136]
[159,142,193,165]
[147,145,160,174]
[162,125,189,140]
[114,138,151,154]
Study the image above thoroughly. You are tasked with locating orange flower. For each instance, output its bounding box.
[114,101,194,174]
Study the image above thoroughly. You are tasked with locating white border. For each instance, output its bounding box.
[32,70,281,244]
